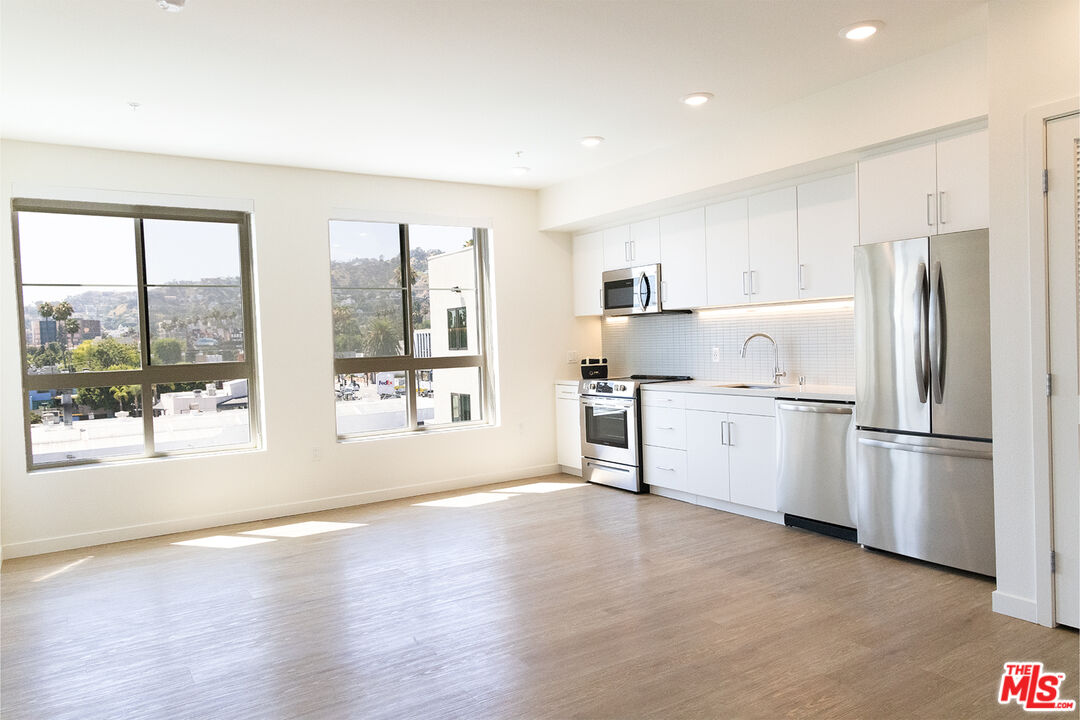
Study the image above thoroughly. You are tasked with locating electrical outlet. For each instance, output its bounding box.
[566,350,578,364]
[312,447,322,463]
[711,347,721,362]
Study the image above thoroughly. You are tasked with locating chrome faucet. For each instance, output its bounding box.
[740,332,786,385]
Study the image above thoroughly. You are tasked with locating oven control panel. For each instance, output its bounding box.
[585,381,629,395]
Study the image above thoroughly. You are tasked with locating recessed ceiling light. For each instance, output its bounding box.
[681,92,714,107]
[511,166,531,176]
[127,102,141,112]
[840,21,883,40]
[158,0,187,11]
[580,136,605,148]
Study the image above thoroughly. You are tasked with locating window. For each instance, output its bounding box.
[451,392,472,423]
[330,220,490,437]
[12,200,259,469]
[447,307,468,351]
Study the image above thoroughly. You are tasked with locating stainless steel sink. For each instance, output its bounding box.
[714,383,790,389]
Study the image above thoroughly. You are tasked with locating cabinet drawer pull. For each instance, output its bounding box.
[655,466,676,471]
[657,425,675,430]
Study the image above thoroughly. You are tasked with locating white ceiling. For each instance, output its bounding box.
[0,1,986,190]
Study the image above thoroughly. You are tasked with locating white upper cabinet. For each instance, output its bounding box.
[705,198,751,307]
[602,224,631,271]
[858,142,937,244]
[747,187,799,304]
[858,128,988,244]
[572,231,604,316]
[796,172,858,299]
[935,129,989,235]
[630,218,661,266]
[659,208,708,310]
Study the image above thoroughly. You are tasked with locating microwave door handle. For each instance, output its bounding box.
[639,273,652,309]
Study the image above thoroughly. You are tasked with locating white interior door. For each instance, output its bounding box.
[1047,112,1079,628]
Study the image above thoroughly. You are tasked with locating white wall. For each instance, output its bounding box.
[0,140,597,558]
[986,0,1079,622]
[539,35,988,232]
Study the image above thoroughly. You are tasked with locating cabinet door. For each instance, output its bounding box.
[857,143,937,244]
[796,172,858,299]
[630,218,661,265]
[747,187,799,304]
[705,198,750,307]
[659,207,708,309]
[573,231,604,316]
[935,129,988,234]
[555,392,581,470]
[602,225,631,271]
[727,414,778,511]
[686,410,729,501]
[644,445,689,493]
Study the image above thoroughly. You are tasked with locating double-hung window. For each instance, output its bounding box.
[330,220,491,437]
[11,199,259,469]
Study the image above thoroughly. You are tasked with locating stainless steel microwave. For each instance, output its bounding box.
[602,265,661,316]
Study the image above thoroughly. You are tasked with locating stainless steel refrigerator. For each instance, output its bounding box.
[854,229,995,576]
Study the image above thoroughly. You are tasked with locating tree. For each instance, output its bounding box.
[27,342,64,370]
[151,337,184,365]
[110,385,138,413]
[363,317,401,357]
[72,338,140,371]
[63,318,80,355]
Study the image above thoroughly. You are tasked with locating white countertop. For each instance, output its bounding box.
[556,379,580,387]
[642,380,854,403]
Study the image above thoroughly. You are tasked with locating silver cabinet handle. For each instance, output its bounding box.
[750,270,757,295]
[655,466,676,471]
[799,264,806,291]
[630,240,636,260]
[657,425,675,430]
[926,193,935,226]
[938,191,947,224]
[624,241,630,262]
[727,421,735,447]
[914,261,929,404]
[742,271,749,296]
[720,420,728,445]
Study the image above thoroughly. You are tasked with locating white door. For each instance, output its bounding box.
[686,410,729,501]
[796,172,858,299]
[1047,112,1079,628]
[858,142,937,244]
[705,198,750,307]
[935,129,989,234]
[555,388,582,471]
[727,414,778,511]
[573,231,604,316]
[630,218,661,265]
[602,224,631,271]
[747,187,799,304]
[660,207,708,309]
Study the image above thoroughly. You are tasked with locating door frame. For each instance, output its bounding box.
[1027,97,1080,627]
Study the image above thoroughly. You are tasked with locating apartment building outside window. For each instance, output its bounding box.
[11,199,260,469]
[330,220,492,437]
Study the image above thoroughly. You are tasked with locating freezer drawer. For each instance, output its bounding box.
[776,400,856,528]
[857,430,995,576]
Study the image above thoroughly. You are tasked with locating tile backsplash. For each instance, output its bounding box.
[601,302,855,386]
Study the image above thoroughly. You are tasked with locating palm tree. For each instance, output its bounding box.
[363,317,401,357]
[110,385,136,414]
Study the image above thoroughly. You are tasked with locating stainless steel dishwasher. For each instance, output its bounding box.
[776,399,857,540]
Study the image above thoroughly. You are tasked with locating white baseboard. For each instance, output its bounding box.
[558,464,583,477]
[649,486,785,525]
[2,463,561,559]
[992,590,1039,623]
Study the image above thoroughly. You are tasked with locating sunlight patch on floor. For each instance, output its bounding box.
[492,482,586,494]
[172,535,276,549]
[413,492,517,508]
[33,556,94,583]
[241,521,365,538]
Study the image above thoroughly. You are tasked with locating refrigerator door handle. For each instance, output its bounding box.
[858,436,992,460]
[929,261,946,404]
[914,262,929,404]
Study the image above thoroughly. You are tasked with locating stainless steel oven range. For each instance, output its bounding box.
[579,375,691,492]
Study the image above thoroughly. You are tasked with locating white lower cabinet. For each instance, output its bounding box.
[644,391,778,513]
[555,385,581,472]
[644,444,689,493]
[685,409,729,501]
[726,413,778,511]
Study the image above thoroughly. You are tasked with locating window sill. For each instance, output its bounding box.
[27,444,265,474]
[336,420,495,444]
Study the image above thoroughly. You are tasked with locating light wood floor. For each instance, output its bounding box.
[2,474,1076,719]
